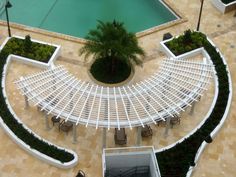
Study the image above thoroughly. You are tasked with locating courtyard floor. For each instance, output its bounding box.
[0,0,236,177]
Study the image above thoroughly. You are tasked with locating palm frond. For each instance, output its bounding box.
[79,20,145,67]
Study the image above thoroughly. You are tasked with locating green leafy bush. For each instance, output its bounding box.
[0,38,74,163]
[90,57,131,84]
[24,35,32,53]
[166,30,207,56]
[2,36,56,62]
[221,0,236,4]
[156,31,230,177]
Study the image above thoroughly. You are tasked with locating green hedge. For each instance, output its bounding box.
[166,30,206,56]
[2,36,56,63]
[156,31,229,177]
[90,57,131,84]
[221,0,236,4]
[0,37,74,163]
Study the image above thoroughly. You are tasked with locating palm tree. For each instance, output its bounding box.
[80,20,145,75]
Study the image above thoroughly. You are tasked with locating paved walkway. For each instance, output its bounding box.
[0,0,235,177]
[191,30,236,177]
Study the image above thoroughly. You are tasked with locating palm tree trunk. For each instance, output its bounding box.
[111,57,116,75]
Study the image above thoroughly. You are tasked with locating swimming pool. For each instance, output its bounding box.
[0,0,178,38]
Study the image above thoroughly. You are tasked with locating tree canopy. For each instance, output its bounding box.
[80,20,145,69]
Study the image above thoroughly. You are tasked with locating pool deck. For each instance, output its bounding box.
[0,0,236,177]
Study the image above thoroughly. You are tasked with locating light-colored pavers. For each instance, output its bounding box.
[191,30,236,177]
[0,0,236,176]
[1,52,215,177]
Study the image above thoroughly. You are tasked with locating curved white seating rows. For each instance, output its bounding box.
[15,58,213,129]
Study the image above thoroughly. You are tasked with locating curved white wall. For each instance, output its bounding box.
[158,36,233,177]
[0,36,78,168]
[211,0,236,13]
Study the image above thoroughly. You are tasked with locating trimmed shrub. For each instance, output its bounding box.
[205,136,213,143]
[24,35,32,53]
[0,38,74,163]
[156,31,229,177]
[90,57,131,84]
[221,0,236,4]
[2,36,56,62]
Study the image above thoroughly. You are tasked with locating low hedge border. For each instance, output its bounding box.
[0,38,75,164]
[221,0,236,4]
[2,36,56,63]
[156,31,230,177]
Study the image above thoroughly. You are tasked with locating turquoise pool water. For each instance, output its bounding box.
[0,0,177,38]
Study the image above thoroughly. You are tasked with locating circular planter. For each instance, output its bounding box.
[87,60,135,87]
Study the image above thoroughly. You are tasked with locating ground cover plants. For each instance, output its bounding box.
[2,35,56,62]
[156,30,230,177]
[0,36,75,163]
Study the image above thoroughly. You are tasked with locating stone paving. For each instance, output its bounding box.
[191,30,236,177]
[0,0,235,177]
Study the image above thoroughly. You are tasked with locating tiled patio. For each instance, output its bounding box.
[0,0,236,177]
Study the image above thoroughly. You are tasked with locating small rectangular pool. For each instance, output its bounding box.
[0,0,178,38]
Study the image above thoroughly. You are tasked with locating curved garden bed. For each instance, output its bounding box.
[211,0,236,13]
[90,57,132,84]
[156,31,231,177]
[0,36,77,167]
[2,36,56,62]
[221,0,236,4]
